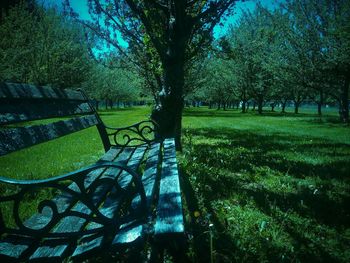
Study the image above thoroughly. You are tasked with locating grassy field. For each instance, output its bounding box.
[0,106,349,262]
[181,107,350,263]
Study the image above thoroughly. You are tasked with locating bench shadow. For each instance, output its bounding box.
[180,127,350,262]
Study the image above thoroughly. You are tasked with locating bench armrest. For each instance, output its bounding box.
[0,161,146,238]
[104,120,159,147]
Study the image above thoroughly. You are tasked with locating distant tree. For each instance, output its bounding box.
[222,5,276,114]
[83,60,141,108]
[281,0,350,121]
[0,3,91,88]
[197,56,236,110]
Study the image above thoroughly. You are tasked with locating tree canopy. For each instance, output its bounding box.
[0,3,91,88]
[64,0,238,149]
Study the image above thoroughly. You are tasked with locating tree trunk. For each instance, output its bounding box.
[294,102,300,114]
[281,102,286,113]
[317,91,324,116]
[317,103,322,116]
[151,44,185,150]
[340,76,349,123]
[105,99,108,110]
[252,101,256,111]
[242,100,247,113]
[257,96,263,114]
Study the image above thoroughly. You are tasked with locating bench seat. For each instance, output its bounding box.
[0,83,185,262]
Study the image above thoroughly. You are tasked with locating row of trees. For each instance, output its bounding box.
[189,0,350,122]
[1,0,348,149]
[0,2,140,107]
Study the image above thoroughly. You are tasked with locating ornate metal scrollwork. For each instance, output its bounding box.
[105,120,158,147]
[0,162,146,239]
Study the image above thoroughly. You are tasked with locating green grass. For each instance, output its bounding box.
[180,107,350,263]
[0,106,349,262]
[0,107,152,180]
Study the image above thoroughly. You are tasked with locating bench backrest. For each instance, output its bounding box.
[0,82,110,156]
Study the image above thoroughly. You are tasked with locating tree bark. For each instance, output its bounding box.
[151,39,185,150]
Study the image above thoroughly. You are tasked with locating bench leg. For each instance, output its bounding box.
[150,241,164,263]
[150,235,189,263]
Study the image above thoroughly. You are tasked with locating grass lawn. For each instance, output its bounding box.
[181,107,350,263]
[0,106,349,262]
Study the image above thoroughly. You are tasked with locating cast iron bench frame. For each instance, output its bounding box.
[0,83,185,262]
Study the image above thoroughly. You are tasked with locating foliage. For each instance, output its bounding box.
[189,0,350,120]
[193,56,237,109]
[82,60,141,104]
[64,0,236,94]
[64,0,238,149]
[0,3,91,88]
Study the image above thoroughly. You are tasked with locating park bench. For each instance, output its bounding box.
[0,83,185,262]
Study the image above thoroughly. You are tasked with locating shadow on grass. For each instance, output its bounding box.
[180,127,350,263]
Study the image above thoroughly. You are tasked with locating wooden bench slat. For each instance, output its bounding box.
[71,146,148,258]
[0,115,99,156]
[0,83,86,101]
[0,147,123,261]
[154,139,184,236]
[131,142,161,210]
[0,101,93,125]
[111,143,162,247]
[30,146,147,260]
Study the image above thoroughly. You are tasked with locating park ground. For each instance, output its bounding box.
[0,106,349,262]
